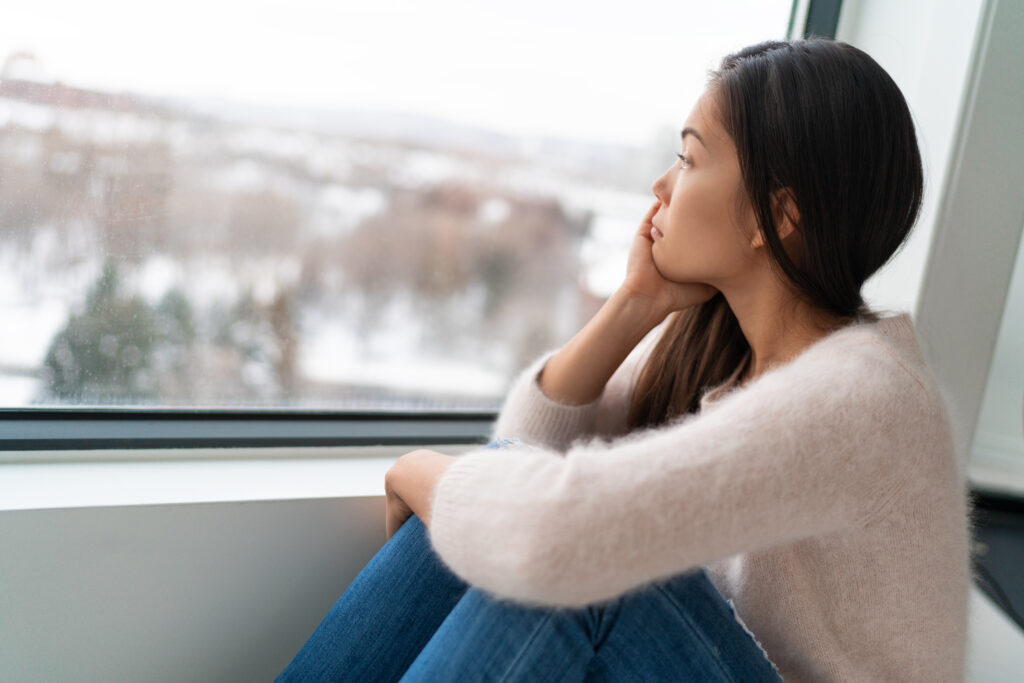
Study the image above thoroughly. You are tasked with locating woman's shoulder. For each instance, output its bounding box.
[705,311,939,414]
[780,311,955,431]
[816,312,966,501]
[808,311,931,390]
[695,311,961,478]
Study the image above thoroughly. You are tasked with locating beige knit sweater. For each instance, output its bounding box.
[427,311,971,682]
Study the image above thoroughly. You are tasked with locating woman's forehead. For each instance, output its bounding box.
[682,91,730,151]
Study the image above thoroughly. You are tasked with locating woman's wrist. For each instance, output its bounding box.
[385,450,458,532]
[536,290,665,406]
[606,287,672,341]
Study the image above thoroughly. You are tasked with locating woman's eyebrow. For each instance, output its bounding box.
[680,127,708,149]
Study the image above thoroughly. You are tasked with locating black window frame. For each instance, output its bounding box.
[0,407,496,451]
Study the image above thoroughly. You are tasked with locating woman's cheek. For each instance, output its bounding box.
[652,235,688,281]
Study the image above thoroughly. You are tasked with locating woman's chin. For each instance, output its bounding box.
[654,261,707,287]
[650,254,684,283]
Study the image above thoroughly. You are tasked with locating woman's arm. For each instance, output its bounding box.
[385,202,717,534]
[534,289,665,406]
[539,199,717,406]
[428,342,936,608]
[384,449,457,539]
[489,200,717,450]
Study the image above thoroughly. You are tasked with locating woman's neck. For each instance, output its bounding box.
[729,295,852,386]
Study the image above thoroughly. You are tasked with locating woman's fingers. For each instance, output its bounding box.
[635,200,661,239]
[642,199,660,225]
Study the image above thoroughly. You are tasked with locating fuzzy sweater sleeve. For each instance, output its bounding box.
[427,340,930,608]
[489,325,663,450]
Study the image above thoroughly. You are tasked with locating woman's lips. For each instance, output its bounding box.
[651,224,665,240]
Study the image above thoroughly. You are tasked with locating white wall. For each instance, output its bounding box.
[973,226,1024,479]
[0,497,383,682]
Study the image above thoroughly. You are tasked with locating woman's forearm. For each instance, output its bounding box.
[537,290,666,406]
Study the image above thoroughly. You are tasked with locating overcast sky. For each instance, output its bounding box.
[0,0,791,146]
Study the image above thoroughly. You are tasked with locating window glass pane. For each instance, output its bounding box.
[972,225,1024,494]
[0,0,793,409]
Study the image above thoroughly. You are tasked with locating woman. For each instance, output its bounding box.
[278,38,970,681]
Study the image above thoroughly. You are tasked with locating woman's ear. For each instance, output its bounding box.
[773,188,801,241]
[748,188,800,250]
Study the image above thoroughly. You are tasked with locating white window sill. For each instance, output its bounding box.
[0,444,479,512]
[5,446,1020,513]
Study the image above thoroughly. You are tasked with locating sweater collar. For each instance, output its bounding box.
[875,311,915,344]
[698,311,916,411]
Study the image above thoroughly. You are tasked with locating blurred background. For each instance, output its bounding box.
[0,0,793,410]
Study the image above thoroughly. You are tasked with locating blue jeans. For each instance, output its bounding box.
[276,439,782,682]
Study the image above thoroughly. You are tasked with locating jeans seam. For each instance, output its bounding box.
[653,583,741,683]
[495,611,555,683]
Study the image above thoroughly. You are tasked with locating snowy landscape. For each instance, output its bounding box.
[0,53,667,409]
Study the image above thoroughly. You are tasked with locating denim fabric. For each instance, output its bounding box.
[484,437,528,450]
[275,440,782,682]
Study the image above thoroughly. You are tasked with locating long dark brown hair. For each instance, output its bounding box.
[626,38,924,430]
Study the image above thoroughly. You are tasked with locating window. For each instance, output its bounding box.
[0,0,794,417]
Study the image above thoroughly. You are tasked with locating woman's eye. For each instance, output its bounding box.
[676,153,691,168]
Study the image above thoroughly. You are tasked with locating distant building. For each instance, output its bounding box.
[1,51,142,113]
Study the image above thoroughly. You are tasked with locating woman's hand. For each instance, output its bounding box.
[620,199,718,318]
[384,449,458,540]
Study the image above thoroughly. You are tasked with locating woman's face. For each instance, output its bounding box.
[650,88,760,287]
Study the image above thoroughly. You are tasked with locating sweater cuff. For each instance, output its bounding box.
[426,448,503,584]
[426,445,551,603]
[490,350,604,452]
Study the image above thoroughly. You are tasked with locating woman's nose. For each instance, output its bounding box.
[651,171,668,203]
